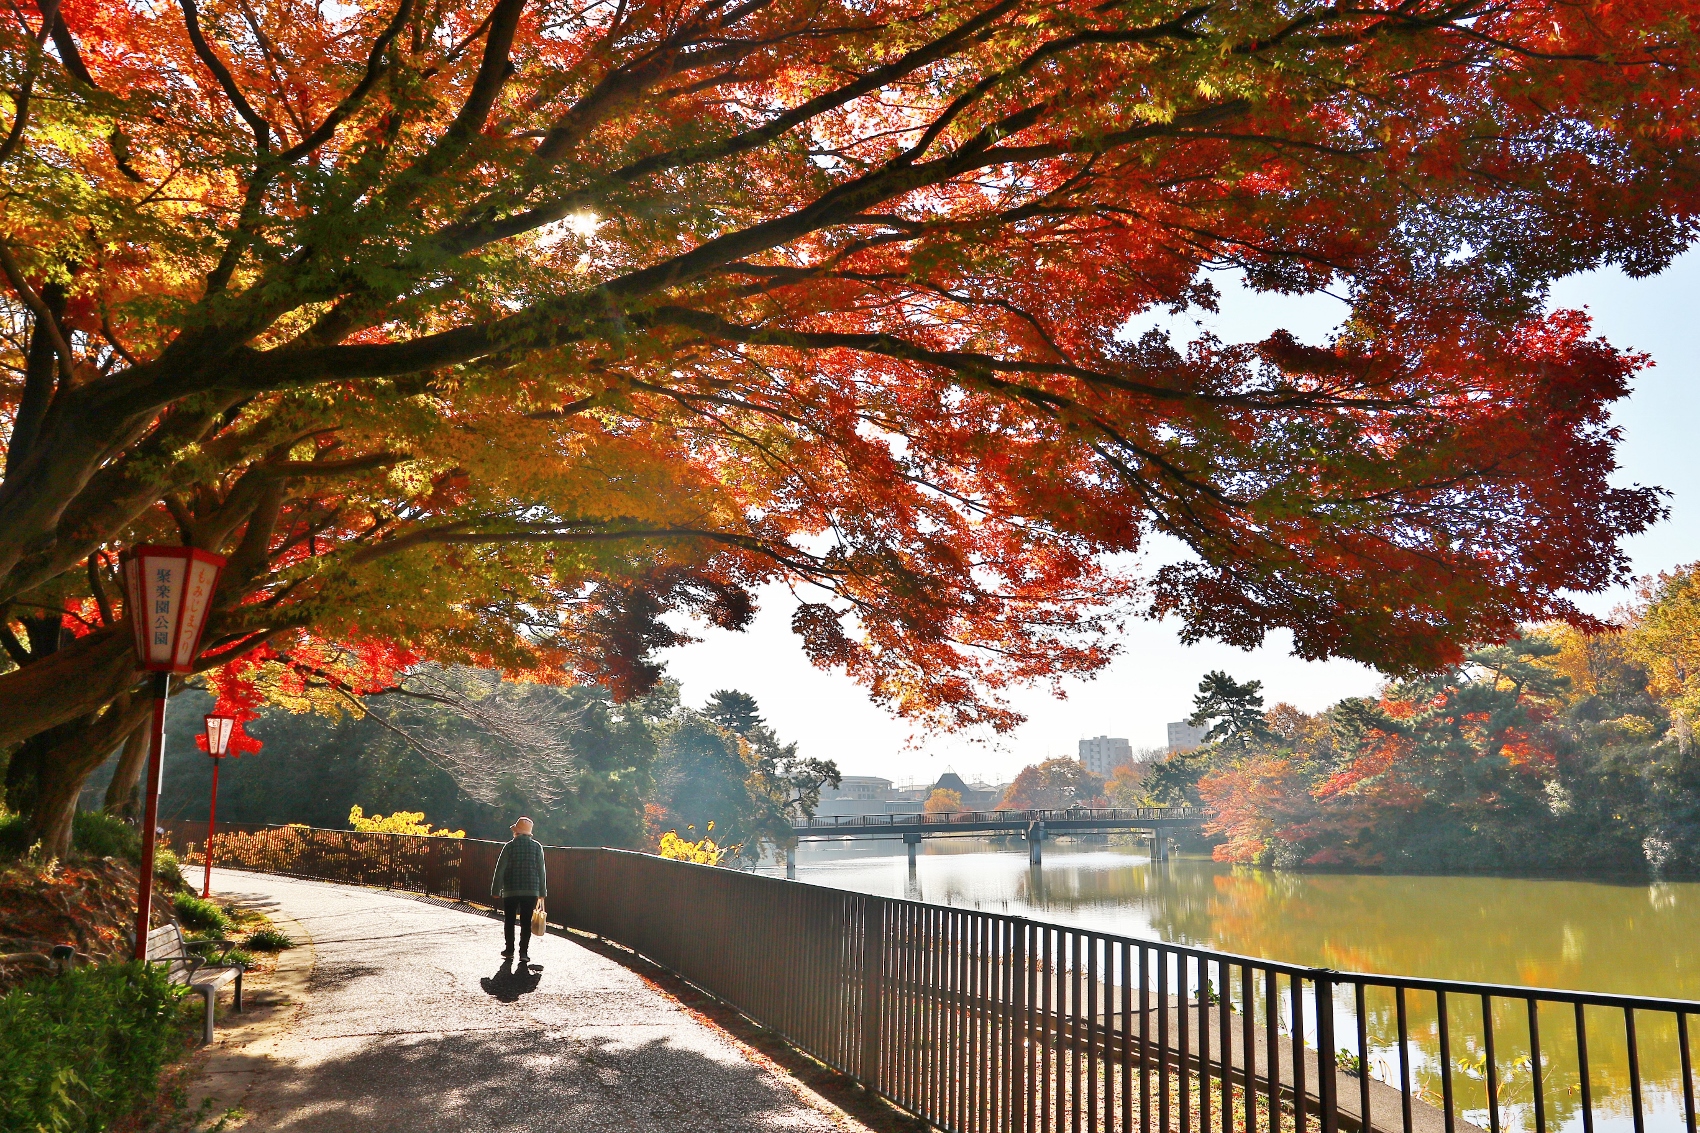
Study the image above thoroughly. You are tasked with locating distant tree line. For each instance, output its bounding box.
[79,677,836,865]
[1154,563,1700,875]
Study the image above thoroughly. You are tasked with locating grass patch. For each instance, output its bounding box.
[0,810,146,863]
[74,812,142,862]
[242,927,294,952]
[171,893,230,933]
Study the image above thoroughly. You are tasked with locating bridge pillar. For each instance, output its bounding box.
[785,844,796,879]
[1152,830,1169,862]
[904,832,921,867]
[1026,821,1046,864]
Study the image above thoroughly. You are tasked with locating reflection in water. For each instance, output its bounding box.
[770,838,1700,1133]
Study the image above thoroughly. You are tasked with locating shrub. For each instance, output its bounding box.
[0,810,25,856]
[171,893,231,933]
[224,948,256,969]
[0,961,191,1132]
[658,826,729,865]
[72,811,141,862]
[243,927,295,952]
[154,846,185,891]
[207,825,460,891]
[0,811,144,863]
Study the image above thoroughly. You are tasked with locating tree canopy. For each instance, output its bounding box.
[5,0,1700,851]
[998,757,1104,811]
[1188,670,1270,750]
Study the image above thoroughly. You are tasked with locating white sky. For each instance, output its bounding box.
[658,254,1700,786]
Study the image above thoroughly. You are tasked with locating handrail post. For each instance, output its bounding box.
[861,897,886,1091]
[1316,973,1338,1133]
[1012,918,1028,1133]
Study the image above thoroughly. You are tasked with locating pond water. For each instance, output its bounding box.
[759,837,1700,1133]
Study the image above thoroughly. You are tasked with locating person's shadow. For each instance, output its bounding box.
[479,958,541,1002]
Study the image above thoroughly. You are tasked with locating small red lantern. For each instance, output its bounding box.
[201,714,238,899]
[205,714,236,758]
[119,544,228,960]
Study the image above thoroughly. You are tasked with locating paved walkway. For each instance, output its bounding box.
[195,868,865,1132]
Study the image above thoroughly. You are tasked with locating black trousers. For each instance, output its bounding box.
[503,895,537,955]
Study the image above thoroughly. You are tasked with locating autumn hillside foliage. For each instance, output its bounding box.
[1186,564,1700,874]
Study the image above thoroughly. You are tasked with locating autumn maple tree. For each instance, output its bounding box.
[4,0,1700,854]
[1200,639,1572,866]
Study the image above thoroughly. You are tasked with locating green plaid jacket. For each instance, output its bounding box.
[492,834,547,898]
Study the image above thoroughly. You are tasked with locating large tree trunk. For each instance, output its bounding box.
[103,723,150,818]
[0,627,140,748]
[2,614,72,815]
[27,694,151,860]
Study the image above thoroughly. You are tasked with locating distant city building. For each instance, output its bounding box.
[815,775,894,818]
[1167,720,1208,752]
[832,775,893,802]
[1078,735,1133,777]
[817,772,1009,816]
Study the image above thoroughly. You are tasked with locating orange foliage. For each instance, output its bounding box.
[1202,638,1570,866]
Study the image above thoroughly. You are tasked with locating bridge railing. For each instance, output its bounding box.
[204,828,1699,1133]
[795,806,1204,829]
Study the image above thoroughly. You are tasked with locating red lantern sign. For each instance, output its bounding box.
[120,544,228,959]
[201,714,238,898]
[204,714,236,758]
[120,544,226,674]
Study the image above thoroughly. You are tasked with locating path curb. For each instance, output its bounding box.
[181,897,316,1129]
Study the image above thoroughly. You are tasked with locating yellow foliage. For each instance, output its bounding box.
[346,805,465,838]
[658,825,726,865]
[1539,622,1628,700]
[923,788,962,814]
[1625,563,1700,723]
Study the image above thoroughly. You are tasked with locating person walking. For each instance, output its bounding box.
[491,816,547,963]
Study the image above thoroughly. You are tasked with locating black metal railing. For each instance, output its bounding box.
[795,806,1204,830]
[207,828,1700,1133]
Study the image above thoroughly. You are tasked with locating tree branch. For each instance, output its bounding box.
[177,0,273,151]
[0,242,73,387]
[273,0,414,163]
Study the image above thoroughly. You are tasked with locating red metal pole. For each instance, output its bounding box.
[133,672,170,961]
[202,755,220,899]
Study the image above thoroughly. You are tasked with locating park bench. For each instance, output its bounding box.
[146,922,244,1045]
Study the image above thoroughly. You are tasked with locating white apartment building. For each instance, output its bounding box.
[833,775,894,801]
[1078,735,1133,777]
[815,775,895,818]
[1166,720,1208,752]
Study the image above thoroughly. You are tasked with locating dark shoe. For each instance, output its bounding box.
[518,952,529,965]
[501,947,513,958]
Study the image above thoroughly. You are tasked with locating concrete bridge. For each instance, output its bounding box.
[787,806,1204,872]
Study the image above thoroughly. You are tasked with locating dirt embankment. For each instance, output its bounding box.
[0,857,177,990]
